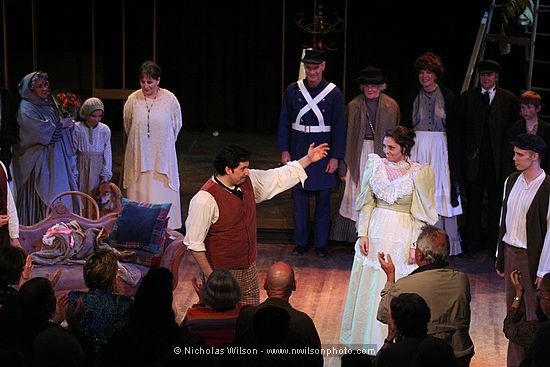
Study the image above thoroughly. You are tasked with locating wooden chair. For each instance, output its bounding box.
[46,191,100,220]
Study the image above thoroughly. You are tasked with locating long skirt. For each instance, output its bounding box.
[340,206,419,354]
[411,131,462,255]
[16,173,46,226]
[77,152,103,195]
[126,170,182,229]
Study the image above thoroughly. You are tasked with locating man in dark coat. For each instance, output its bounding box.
[461,60,519,255]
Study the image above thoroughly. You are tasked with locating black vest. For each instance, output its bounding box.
[496,171,550,287]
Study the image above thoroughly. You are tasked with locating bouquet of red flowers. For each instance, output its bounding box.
[53,90,82,118]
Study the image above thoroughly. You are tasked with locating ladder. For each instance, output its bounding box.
[462,0,550,118]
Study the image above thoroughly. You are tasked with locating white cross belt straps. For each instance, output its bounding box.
[292,80,336,133]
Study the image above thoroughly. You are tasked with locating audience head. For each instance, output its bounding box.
[416,225,450,265]
[390,293,431,338]
[384,126,416,159]
[130,267,175,330]
[0,245,26,287]
[214,144,250,176]
[201,269,242,312]
[83,250,118,292]
[253,305,290,348]
[264,262,296,300]
[414,52,444,80]
[33,327,85,367]
[19,277,56,322]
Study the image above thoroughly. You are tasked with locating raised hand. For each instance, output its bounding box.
[19,254,33,286]
[307,143,330,163]
[67,296,85,330]
[281,151,291,165]
[378,252,396,283]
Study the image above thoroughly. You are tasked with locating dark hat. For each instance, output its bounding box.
[511,133,547,154]
[301,49,326,64]
[357,67,386,85]
[477,59,501,73]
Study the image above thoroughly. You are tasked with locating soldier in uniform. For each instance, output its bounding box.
[277,49,346,257]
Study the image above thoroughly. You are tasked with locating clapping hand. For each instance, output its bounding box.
[510,270,524,295]
[18,254,33,287]
[66,296,85,330]
[378,252,396,283]
[192,276,204,304]
[51,294,70,324]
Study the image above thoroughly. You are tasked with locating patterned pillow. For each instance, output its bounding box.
[109,199,171,267]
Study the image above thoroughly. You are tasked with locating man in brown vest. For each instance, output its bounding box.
[184,143,329,305]
[496,133,550,366]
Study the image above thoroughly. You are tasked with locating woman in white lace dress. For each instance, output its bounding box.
[339,126,438,352]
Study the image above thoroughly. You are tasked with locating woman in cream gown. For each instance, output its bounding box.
[339,126,438,353]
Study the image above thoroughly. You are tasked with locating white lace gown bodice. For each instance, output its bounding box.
[354,154,438,274]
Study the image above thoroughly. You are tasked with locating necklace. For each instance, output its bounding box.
[144,88,159,138]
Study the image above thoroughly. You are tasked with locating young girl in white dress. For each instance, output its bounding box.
[340,126,438,353]
[72,97,112,195]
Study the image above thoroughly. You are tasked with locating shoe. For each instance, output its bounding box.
[292,246,308,255]
[315,248,328,258]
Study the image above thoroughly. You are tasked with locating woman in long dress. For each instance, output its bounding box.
[340,126,438,352]
[12,71,77,225]
[404,52,463,255]
[333,67,400,242]
[72,97,112,195]
[123,61,182,229]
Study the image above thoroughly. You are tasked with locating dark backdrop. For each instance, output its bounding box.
[1,0,527,134]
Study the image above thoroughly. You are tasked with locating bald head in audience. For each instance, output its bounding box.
[263,262,296,300]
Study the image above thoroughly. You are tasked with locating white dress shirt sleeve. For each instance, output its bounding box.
[0,162,19,238]
[249,160,307,203]
[183,189,219,252]
[536,194,550,277]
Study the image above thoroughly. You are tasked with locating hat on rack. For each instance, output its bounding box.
[79,97,104,120]
[476,59,501,73]
[356,67,386,85]
[511,133,547,155]
[301,49,326,64]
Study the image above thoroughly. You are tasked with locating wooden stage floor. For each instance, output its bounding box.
[112,129,507,367]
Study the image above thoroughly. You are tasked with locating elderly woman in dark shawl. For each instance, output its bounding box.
[11,71,77,225]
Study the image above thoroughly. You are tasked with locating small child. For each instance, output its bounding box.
[72,97,113,195]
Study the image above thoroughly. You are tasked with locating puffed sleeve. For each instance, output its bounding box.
[411,164,438,225]
[355,154,378,237]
